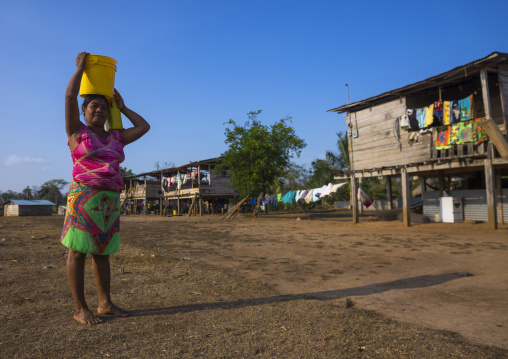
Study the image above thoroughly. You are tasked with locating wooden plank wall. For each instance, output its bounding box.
[349,97,431,171]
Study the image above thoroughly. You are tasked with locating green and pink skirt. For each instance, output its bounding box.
[60,182,121,255]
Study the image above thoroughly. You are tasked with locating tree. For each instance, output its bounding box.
[216,110,306,199]
[120,166,135,177]
[38,179,69,206]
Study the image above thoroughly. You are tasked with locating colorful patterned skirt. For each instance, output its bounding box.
[60,182,121,255]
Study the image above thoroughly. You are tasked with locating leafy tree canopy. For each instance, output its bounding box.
[216,110,306,198]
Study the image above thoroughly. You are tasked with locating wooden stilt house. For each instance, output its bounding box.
[328,51,508,229]
[120,158,237,216]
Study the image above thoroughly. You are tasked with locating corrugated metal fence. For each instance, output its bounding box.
[423,189,507,223]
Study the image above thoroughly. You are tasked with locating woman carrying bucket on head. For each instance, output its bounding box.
[61,52,150,324]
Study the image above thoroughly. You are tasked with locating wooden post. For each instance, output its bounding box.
[199,194,202,216]
[480,68,492,119]
[351,176,358,224]
[386,176,392,210]
[498,66,508,134]
[484,158,497,230]
[496,173,504,224]
[401,168,411,227]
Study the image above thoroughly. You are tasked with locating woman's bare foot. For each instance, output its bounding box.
[97,303,129,317]
[74,308,103,324]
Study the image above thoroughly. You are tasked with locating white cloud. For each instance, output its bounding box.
[4,155,51,166]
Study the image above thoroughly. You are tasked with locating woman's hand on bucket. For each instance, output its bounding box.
[75,52,88,71]
[113,89,125,110]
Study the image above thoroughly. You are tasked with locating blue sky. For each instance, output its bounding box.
[1,0,507,193]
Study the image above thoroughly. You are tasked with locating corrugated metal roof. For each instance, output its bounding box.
[328,51,508,114]
[124,157,220,179]
[6,200,56,206]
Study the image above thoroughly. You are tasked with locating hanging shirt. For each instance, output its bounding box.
[304,189,313,203]
[281,191,296,204]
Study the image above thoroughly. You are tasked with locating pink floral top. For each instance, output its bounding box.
[70,123,125,192]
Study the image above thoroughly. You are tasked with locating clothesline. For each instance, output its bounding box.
[253,182,348,206]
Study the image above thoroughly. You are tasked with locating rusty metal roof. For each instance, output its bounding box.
[328,51,508,114]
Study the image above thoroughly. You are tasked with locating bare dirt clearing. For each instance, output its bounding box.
[1,210,507,358]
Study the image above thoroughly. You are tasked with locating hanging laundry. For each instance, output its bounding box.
[312,185,327,202]
[319,183,333,198]
[472,118,488,145]
[459,96,472,122]
[400,115,410,129]
[451,101,461,124]
[469,94,476,120]
[449,123,463,145]
[281,191,296,204]
[442,101,451,126]
[435,126,451,150]
[407,108,419,130]
[460,120,473,143]
[304,189,313,203]
[298,189,310,202]
[330,182,347,193]
[416,108,426,129]
[425,104,435,128]
[357,187,373,208]
[433,101,443,125]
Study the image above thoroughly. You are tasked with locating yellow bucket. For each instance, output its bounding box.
[173,210,177,216]
[80,54,117,99]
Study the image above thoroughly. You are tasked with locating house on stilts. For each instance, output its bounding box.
[328,51,508,229]
[120,157,237,216]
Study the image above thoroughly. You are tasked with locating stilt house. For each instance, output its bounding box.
[121,158,237,215]
[328,51,508,229]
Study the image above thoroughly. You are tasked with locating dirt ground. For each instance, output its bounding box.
[1,209,507,358]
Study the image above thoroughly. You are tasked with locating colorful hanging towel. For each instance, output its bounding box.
[425,104,435,128]
[451,101,461,124]
[442,101,451,125]
[61,182,120,255]
[435,126,451,150]
[472,118,488,145]
[416,108,426,129]
[459,96,472,122]
[460,120,473,143]
[450,123,463,145]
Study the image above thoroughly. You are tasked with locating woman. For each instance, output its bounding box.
[61,52,150,324]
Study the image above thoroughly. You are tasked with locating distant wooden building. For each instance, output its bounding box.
[328,51,508,229]
[3,200,56,216]
[121,158,237,215]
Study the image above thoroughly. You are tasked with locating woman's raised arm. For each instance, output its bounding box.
[115,89,150,145]
[65,52,87,138]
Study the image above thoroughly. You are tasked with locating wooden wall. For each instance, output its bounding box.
[348,97,431,172]
[4,204,53,216]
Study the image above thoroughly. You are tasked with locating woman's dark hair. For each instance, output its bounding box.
[82,94,109,111]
